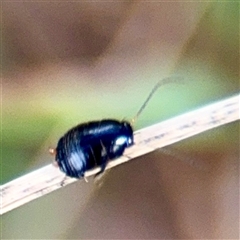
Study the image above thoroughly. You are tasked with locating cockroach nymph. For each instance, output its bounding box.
[49,77,180,179]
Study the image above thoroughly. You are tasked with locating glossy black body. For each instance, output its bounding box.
[55,119,134,178]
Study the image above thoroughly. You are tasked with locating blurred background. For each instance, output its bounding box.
[2,1,239,239]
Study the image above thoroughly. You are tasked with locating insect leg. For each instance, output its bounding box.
[60,176,68,187]
[94,141,109,178]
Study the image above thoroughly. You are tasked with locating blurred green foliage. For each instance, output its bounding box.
[2,2,239,239]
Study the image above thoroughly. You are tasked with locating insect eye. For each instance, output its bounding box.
[115,136,127,145]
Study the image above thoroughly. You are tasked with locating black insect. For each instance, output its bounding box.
[49,77,180,179]
[52,120,133,178]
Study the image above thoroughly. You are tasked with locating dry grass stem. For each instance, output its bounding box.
[1,94,239,215]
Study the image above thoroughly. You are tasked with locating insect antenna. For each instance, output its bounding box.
[131,76,183,124]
